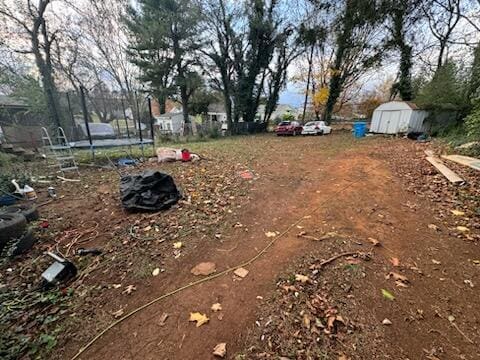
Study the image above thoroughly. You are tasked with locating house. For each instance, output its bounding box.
[0,95,45,148]
[257,104,300,122]
[155,113,195,135]
[207,103,228,124]
[370,101,429,134]
[206,103,299,125]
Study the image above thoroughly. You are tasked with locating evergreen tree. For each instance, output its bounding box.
[126,0,202,128]
[320,0,383,124]
[383,0,424,101]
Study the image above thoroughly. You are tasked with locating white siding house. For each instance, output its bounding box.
[371,101,429,134]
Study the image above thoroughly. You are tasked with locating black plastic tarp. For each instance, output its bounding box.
[120,170,180,211]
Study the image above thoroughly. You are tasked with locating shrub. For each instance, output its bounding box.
[465,101,480,139]
[209,125,220,139]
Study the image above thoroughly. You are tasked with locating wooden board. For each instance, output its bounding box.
[426,157,465,185]
[441,154,480,171]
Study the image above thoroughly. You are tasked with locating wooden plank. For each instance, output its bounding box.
[426,156,465,185]
[424,150,435,157]
[441,154,480,171]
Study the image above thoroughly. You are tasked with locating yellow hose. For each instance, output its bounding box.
[71,165,377,360]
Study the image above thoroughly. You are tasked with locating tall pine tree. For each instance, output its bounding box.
[126,0,202,128]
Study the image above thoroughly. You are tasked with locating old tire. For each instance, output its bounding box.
[10,228,36,257]
[2,204,39,222]
[0,213,27,253]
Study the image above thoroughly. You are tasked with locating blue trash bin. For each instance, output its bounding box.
[353,122,367,138]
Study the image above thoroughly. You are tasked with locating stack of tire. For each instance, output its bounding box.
[0,204,39,260]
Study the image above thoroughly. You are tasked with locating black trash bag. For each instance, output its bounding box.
[120,170,181,211]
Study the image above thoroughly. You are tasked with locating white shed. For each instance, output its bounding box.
[370,101,429,134]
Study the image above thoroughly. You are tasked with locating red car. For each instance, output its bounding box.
[275,121,303,136]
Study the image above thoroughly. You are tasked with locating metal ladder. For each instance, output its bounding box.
[41,127,80,177]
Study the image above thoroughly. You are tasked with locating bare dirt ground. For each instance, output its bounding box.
[1,133,479,360]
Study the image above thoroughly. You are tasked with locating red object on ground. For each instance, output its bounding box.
[240,170,254,179]
[181,149,191,162]
[39,220,49,229]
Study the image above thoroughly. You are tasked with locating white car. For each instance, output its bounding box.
[301,121,332,135]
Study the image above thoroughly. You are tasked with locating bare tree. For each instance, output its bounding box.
[423,0,463,69]
[0,0,63,127]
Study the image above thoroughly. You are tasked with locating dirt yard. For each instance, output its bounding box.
[1,133,479,360]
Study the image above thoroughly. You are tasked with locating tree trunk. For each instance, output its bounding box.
[179,80,190,135]
[398,43,413,101]
[302,45,314,122]
[32,38,62,128]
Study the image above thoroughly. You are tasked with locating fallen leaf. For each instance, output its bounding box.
[112,309,124,318]
[239,170,253,179]
[451,210,465,216]
[173,241,183,249]
[303,314,311,329]
[346,257,361,265]
[189,312,209,327]
[320,231,338,240]
[211,303,222,312]
[368,237,380,246]
[152,268,160,276]
[327,315,336,329]
[386,272,409,283]
[432,259,441,265]
[265,231,276,238]
[382,318,392,325]
[381,289,395,301]
[456,226,469,232]
[428,224,439,231]
[213,343,227,358]
[112,284,122,289]
[326,315,345,330]
[464,279,474,288]
[191,262,216,276]
[295,274,309,283]
[281,285,297,292]
[122,285,136,295]
[158,313,169,326]
[234,267,249,278]
[390,257,400,267]
[144,225,152,232]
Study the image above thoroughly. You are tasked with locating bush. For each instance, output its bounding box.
[209,125,220,139]
[465,102,480,139]
[0,153,17,167]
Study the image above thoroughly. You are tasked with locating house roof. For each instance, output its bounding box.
[208,102,225,113]
[375,101,423,111]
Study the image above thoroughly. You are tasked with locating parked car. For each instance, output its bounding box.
[275,121,303,136]
[301,121,332,136]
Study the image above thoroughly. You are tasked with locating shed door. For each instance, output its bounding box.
[380,110,401,134]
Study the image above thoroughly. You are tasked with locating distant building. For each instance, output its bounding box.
[155,113,195,135]
[257,104,300,122]
[207,103,228,124]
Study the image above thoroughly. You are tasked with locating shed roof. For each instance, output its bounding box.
[375,101,423,111]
